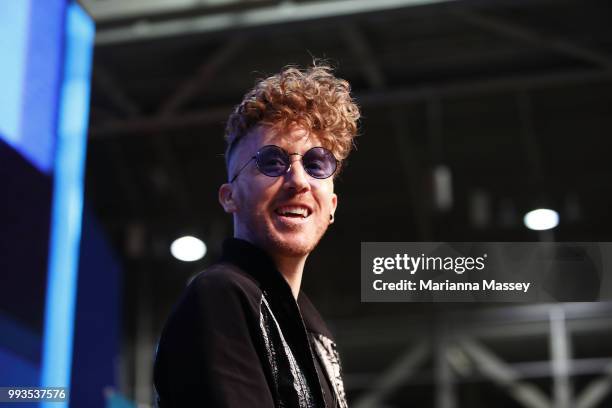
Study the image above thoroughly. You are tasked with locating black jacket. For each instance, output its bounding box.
[153,238,347,407]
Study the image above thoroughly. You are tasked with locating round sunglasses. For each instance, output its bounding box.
[230,145,339,183]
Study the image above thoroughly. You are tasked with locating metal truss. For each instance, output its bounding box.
[344,302,612,408]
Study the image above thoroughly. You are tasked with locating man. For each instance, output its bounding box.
[153,64,360,407]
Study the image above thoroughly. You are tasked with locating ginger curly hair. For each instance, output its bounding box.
[224,64,360,176]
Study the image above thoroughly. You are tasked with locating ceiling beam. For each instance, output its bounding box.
[92,63,142,116]
[575,362,612,408]
[89,64,148,215]
[460,337,552,408]
[147,35,244,220]
[347,358,612,391]
[516,91,545,187]
[90,107,230,138]
[90,65,197,221]
[390,109,433,240]
[453,9,612,70]
[352,342,429,408]
[89,69,612,138]
[340,23,386,90]
[158,36,245,114]
[357,70,612,107]
[81,0,267,22]
[94,0,455,45]
[549,306,573,408]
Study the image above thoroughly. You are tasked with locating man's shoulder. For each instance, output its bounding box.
[162,262,263,331]
[188,262,262,300]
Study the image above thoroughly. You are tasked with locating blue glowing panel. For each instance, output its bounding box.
[0,2,29,144]
[41,3,94,404]
[0,313,39,385]
[106,393,137,408]
[0,348,38,383]
[0,0,64,174]
[20,0,66,174]
[70,206,122,408]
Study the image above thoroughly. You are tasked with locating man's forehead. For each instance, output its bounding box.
[259,126,320,149]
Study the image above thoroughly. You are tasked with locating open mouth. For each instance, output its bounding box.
[274,205,312,219]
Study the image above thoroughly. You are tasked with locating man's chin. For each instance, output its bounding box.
[267,233,316,257]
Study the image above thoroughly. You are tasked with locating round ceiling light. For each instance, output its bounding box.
[523,208,559,231]
[170,236,207,262]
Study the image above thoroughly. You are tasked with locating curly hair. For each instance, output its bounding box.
[224,64,360,175]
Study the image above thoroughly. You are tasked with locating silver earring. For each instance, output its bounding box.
[330,214,334,222]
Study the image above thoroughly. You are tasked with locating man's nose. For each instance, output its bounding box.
[283,155,310,192]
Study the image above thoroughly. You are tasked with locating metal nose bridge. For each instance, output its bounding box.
[285,152,307,175]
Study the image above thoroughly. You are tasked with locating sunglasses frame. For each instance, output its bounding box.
[230,144,339,183]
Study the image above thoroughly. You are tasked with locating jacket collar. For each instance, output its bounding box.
[220,237,334,339]
[220,238,327,406]
[220,237,292,297]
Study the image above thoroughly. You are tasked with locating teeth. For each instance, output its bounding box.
[276,205,310,218]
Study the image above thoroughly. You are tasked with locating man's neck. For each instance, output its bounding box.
[233,232,307,299]
[270,254,307,300]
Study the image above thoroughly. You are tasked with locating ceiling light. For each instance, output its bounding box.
[523,208,559,231]
[170,236,206,262]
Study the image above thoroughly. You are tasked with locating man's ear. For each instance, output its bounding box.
[219,183,237,213]
[330,193,338,219]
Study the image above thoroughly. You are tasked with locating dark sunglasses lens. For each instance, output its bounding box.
[303,147,337,179]
[257,146,289,176]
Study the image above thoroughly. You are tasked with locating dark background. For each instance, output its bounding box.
[81,0,612,406]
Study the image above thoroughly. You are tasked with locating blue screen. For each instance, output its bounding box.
[0,0,64,174]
